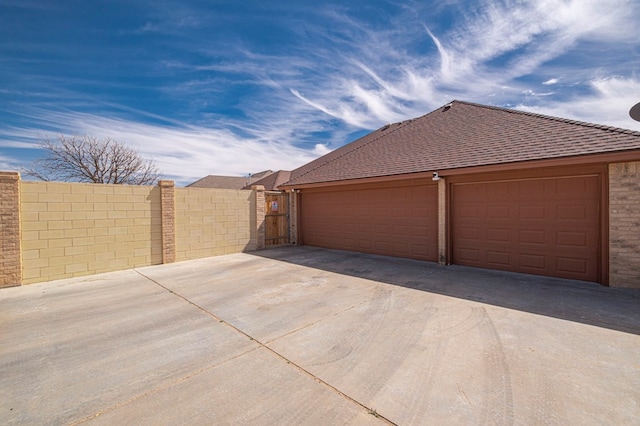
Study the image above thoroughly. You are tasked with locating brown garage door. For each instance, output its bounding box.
[300,180,438,261]
[451,174,601,282]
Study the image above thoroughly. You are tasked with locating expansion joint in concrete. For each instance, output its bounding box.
[133,269,397,425]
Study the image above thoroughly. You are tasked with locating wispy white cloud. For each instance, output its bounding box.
[0,154,24,171]
[0,109,321,185]
[522,89,555,97]
[276,0,639,131]
[127,1,204,35]
[517,76,640,131]
[290,89,338,122]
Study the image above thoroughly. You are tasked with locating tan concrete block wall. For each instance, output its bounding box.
[20,181,162,284]
[609,162,640,288]
[175,187,254,262]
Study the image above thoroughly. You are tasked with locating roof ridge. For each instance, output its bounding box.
[452,100,640,137]
[286,118,416,186]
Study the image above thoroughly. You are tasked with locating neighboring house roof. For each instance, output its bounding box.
[187,170,273,189]
[242,170,291,191]
[248,170,274,180]
[282,100,640,187]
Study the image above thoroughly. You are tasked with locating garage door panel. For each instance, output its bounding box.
[519,253,546,270]
[301,182,438,261]
[458,204,482,218]
[519,180,545,195]
[391,242,410,254]
[452,174,600,282]
[391,207,406,216]
[412,225,430,237]
[374,240,390,251]
[557,257,588,275]
[458,226,480,240]
[487,181,511,200]
[487,251,511,266]
[557,205,588,220]
[557,176,594,195]
[557,231,588,247]
[392,224,409,235]
[519,205,546,219]
[456,183,483,199]
[487,205,511,219]
[374,224,390,234]
[459,248,481,262]
[487,228,510,242]
[519,229,546,244]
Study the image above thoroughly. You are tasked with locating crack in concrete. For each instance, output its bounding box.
[88,269,397,425]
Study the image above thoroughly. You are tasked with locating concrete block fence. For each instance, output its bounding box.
[0,172,268,287]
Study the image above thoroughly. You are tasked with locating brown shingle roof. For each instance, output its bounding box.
[187,170,274,189]
[283,100,640,187]
[242,170,291,191]
[186,175,250,189]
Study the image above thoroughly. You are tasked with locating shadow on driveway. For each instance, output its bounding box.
[252,246,640,335]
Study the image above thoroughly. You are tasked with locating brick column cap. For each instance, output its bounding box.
[0,171,20,181]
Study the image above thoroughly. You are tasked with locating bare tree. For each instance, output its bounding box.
[24,135,161,185]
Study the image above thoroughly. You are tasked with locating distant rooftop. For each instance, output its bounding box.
[242,170,291,191]
[187,170,273,189]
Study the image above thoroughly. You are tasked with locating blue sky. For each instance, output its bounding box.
[1,0,639,185]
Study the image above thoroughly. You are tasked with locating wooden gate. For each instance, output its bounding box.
[265,192,289,246]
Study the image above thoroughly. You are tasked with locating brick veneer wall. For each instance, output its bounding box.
[253,185,266,250]
[288,189,298,245]
[609,161,640,288]
[174,187,255,262]
[160,180,176,263]
[0,172,21,287]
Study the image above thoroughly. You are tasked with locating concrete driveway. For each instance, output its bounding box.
[2,246,639,425]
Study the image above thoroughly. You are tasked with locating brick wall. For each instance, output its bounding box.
[20,181,162,284]
[0,172,21,287]
[174,187,255,262]
[253,185,265,250]
[288,189,298,245]
[609,161,640,288]
[160,180,176,263]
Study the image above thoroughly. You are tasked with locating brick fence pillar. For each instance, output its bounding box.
[159,180,176,264]
[0,171,22,287]
[288,190,298,245]
[252,185,266,250]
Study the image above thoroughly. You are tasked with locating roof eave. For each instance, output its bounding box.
[279,149,640,190]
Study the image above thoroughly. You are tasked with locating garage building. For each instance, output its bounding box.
[280,101,640,287]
